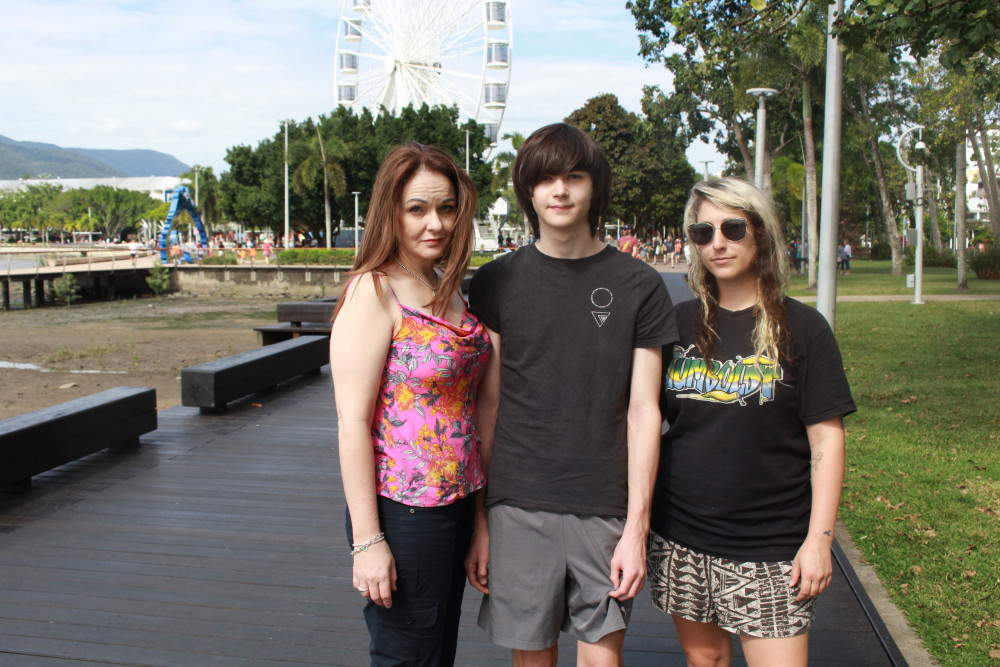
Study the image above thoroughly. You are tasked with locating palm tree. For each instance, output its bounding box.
[491,131,525,196]
[490,132,526,235]
[292,126,349,248]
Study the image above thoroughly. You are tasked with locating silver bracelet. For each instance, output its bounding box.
[350,532,386,556]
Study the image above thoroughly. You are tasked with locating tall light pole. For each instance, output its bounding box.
[191,165,203,211]
[352,191,361,252]
[465,129,471,174]
[816,0,846,327]
[746,88,778,189]
[281,119,292,248]
[700,161,712,181]
[896,125,927,305]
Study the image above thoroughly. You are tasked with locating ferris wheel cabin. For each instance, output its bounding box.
[486,2,507,29]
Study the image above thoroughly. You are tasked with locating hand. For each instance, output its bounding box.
[354,540,397,608]
[789,535,834,602]
[609,529,646,601]
[464,518,490,594]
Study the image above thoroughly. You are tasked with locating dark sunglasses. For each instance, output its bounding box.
[687,218,749,245]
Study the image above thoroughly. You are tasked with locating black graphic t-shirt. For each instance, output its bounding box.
[652,297,856,561]
[470,244,677,517]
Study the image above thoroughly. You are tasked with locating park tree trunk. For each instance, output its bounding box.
[316,126,333,249]
[869,136,903,275]
[855,86,903,274]
[732,114,755,182]
[802,80,820,289]
[955,141,969,290]
[924,167,943,252]
[972,119,1000,238]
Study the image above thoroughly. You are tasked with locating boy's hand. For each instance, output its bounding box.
[609,528,646,601]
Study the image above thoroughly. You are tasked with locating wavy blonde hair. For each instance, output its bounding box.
[684,177,790,365]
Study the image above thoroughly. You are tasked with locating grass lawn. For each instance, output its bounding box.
[787,260,1000,297]
[834,300,1000,665]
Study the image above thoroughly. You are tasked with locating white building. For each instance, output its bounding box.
[0,176,183,202]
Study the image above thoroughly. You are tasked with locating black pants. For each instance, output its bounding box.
[347,495,474,667]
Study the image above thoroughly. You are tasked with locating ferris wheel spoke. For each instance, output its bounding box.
[438,21,482,54]
[334,0,510,153]
[434,73,485,109]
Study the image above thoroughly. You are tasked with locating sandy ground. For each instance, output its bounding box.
[0,294,300,420]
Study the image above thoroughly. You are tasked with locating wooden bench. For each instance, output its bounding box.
[254,298,338,345]
[0,386,157,490]
[253,275,471,345]
[181,335,329,413]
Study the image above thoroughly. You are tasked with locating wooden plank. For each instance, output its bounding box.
[0,370,899,666]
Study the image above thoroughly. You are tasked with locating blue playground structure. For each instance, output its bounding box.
[158,186,208,264]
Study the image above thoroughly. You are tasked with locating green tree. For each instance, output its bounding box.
[565,93,695,239]
[628,0,810,185]
[841,0,1000,74]
[490,131,526,234]
[52,273,80,307]
[180,165,221,228]
[843,43,913,275]
[292,121,350,248]
[87,186,159,240]
[220,105,495,246]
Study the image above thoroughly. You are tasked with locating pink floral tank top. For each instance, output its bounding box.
[372,284,491,507]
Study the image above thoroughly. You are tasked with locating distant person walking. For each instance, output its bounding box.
[617,225,639,256]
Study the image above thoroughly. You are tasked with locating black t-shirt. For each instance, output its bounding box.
[652,297,856,561]
[469,244,678,517]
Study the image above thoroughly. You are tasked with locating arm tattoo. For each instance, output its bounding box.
[824,530,832,537]
[811,452,824,471]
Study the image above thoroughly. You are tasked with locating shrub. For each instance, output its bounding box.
[869,241,892,261]
[905,246,956,268]
[52,273,80,307]
[969,244,1000,279]
[277,248,355,265]
[146,262,172,295]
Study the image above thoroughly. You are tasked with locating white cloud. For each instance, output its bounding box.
[0,0,724,173]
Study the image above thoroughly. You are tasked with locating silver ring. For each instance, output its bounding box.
[357,586,369,592]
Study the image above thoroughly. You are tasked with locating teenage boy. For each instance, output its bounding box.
[466,123,678,665]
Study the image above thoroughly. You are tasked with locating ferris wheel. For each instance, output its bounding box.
[334,0,512,149]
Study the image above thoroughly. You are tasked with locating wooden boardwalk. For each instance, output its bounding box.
[0,367,903,666]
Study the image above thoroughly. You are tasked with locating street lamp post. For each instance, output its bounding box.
[191,165,203,211]
[746,88,778,189]
[700,161,712,181]
[352,191,361,252]
[896,125,927,305]
[281,119,292,248]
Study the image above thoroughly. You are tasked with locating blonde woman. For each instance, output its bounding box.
[647,178,856,666]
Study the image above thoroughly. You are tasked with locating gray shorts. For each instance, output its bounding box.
[477,504,632,650]
[647,531,816,638]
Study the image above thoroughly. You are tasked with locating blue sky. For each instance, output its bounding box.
[0,0,723,174]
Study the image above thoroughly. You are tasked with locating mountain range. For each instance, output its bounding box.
[0,135,189,179]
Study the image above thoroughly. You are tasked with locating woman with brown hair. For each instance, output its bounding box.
[648,178,856,666]
[330,143,493,666]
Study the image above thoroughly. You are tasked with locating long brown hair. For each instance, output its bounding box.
[684,178,790,364]
[333,142,477,319]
